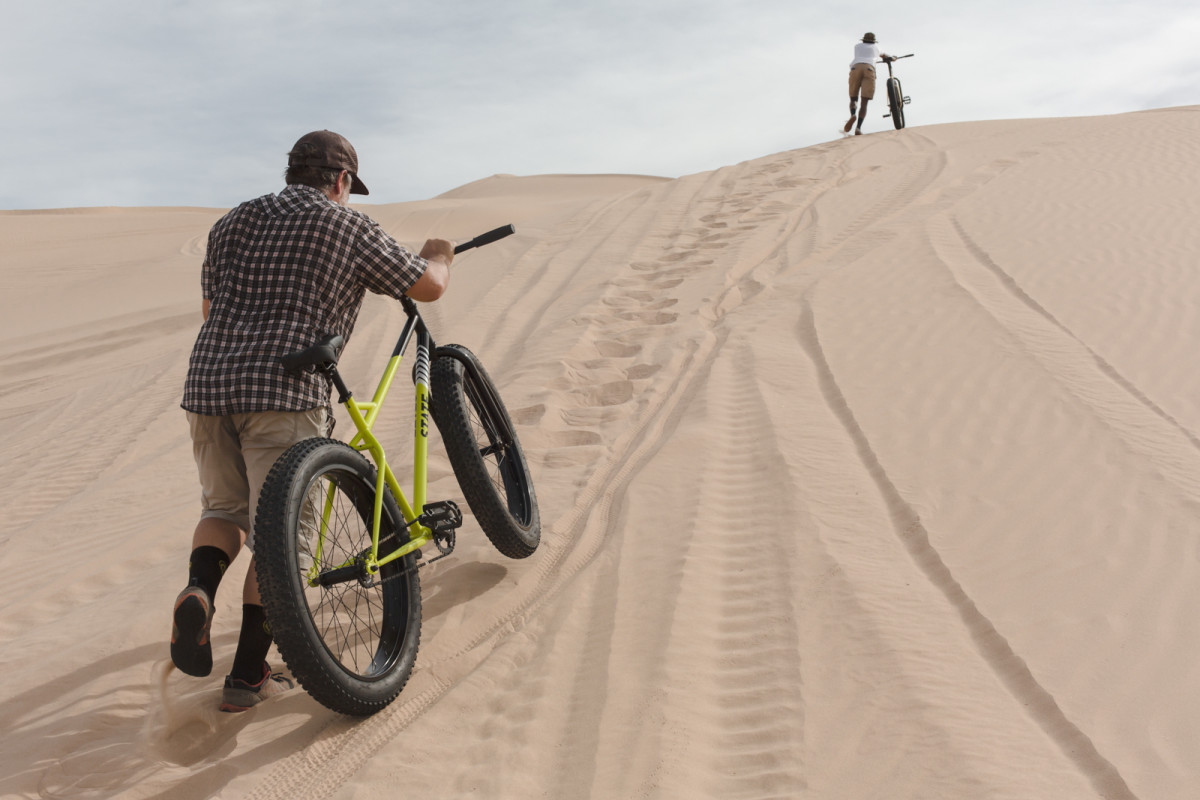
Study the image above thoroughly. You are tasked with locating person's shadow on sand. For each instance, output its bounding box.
[2,561,510,799]
[0,636,332,800]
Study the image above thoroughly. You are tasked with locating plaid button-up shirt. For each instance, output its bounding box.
[182,184,427,415]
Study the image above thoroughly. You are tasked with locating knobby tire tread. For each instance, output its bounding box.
[430,348,541,559]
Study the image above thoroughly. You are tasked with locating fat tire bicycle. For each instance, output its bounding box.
[880,53,914,130]
[254,224,540,716]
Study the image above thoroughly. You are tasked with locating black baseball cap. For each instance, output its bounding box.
[287,130,369,195]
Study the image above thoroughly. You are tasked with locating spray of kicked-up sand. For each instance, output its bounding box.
[142,660,225,766]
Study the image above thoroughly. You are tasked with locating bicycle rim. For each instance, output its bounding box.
[463,376,535,526]
[296,462,413,680]
[889,79,905,129]
[431,348,540,559]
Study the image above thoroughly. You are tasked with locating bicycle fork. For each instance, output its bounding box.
[413,333,432,514]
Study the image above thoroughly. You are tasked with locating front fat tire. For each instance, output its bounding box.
[888,78,905,130]
[255,438,422,717]
[430,347,541,559]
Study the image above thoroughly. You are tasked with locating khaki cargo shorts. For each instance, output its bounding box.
[188,408,330,550]
[849,63,877,100]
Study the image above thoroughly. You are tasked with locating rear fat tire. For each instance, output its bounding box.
[255,438,422,717]
[430,346,541,559]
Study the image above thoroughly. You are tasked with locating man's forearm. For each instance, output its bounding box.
[407,257,450,302]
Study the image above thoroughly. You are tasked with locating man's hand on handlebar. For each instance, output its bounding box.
[406,224,513,302]
[419,238,455,267]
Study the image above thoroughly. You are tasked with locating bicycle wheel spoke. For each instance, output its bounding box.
[462,383,515,507]
[285,464,412,679]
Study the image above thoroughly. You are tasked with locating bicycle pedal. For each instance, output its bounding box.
[420,500,463,533]
[418,500,459,556]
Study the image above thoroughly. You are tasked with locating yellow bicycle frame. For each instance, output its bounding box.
[307,301,436,586]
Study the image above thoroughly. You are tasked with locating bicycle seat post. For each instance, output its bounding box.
[328,366,352,404]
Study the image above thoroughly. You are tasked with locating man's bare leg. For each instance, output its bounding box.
[192,517,244,561]
[856,98,871,134]
[844,98,857,133]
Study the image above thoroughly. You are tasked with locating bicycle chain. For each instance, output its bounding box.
[359,529,454,587]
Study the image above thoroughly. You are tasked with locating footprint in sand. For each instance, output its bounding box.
[617,310,678,325]
[632,261,709,276]
[596,341,641,358]
[602,290,660,305]
[560,406,626,426]
[509,404,547,425]
[625,363,662,380]
[532,426,607,470]
[539,430,603,447]
[647,277,684,290]
[571,380,635,407]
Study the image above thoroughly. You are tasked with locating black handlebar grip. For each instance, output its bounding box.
[454,224,516,254]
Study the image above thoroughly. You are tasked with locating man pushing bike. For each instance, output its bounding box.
[170,130,454,712]
[844,32,896,136]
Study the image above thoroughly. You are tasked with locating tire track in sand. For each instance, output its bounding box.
[947,215,1200,454]
[796,301,1137,800]
[644,339,807,798]
[518,333,808,800]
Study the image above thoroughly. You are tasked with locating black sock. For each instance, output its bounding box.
[230,604,273,683]
[187,546,230,601]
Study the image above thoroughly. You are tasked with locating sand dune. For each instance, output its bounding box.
[2,106,1200,799]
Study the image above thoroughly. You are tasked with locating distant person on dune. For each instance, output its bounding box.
[170,130,454,712]
[844,32,894,136]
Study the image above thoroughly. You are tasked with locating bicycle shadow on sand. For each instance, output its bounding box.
[418,560,508,623]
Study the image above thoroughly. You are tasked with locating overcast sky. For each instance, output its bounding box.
[2,0,1198,210]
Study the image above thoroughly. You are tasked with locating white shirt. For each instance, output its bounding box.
[850,42,882,68]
